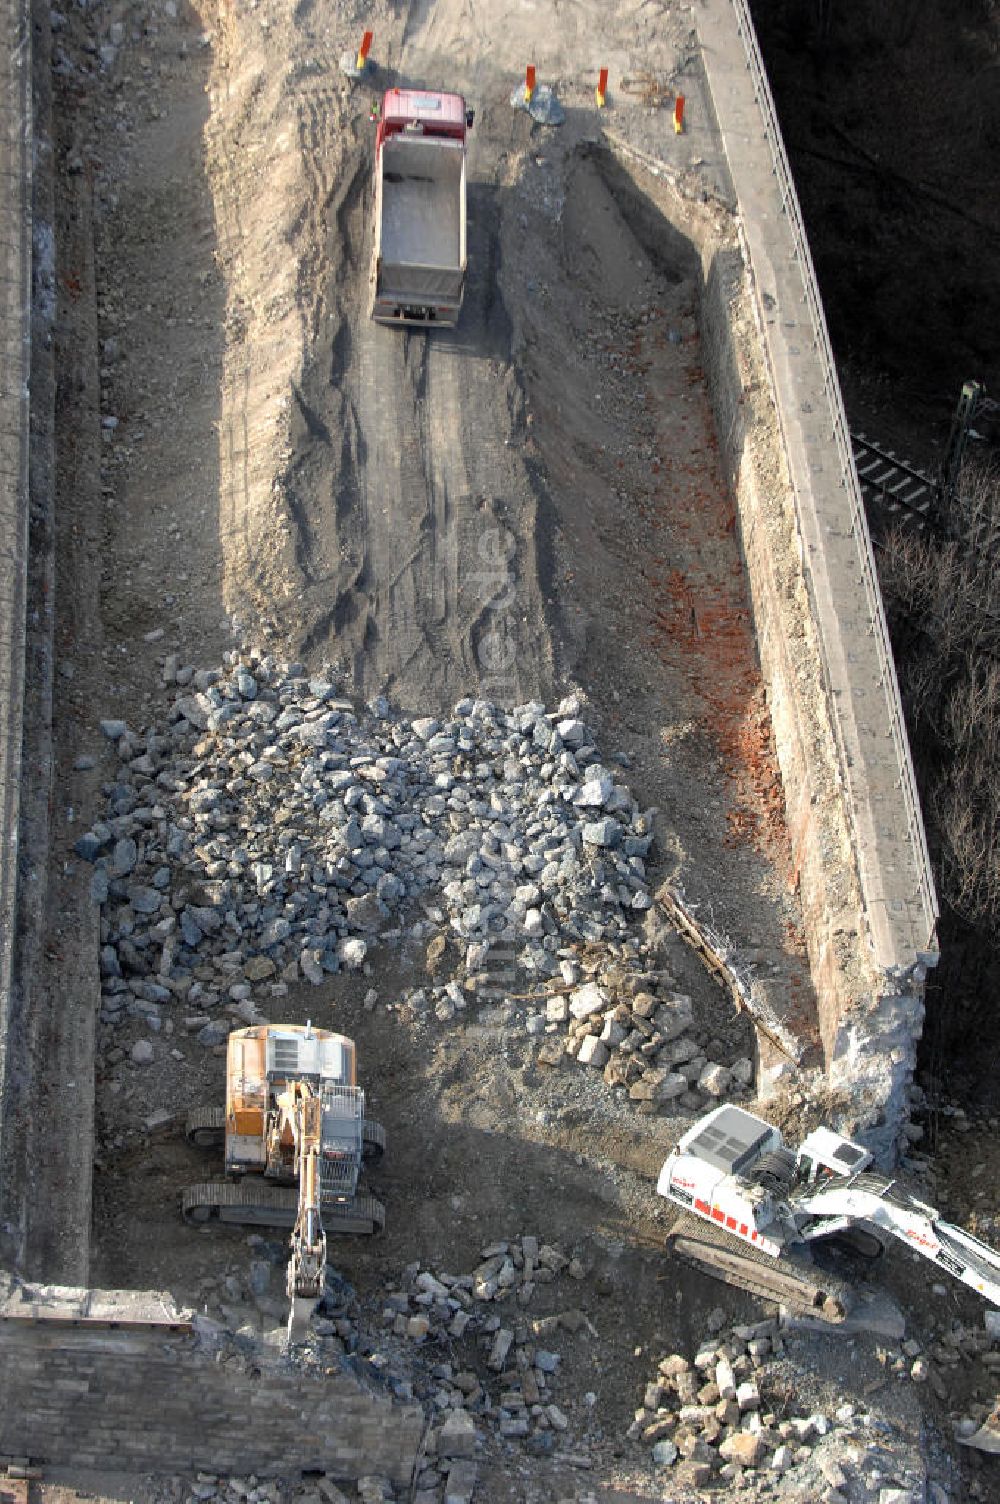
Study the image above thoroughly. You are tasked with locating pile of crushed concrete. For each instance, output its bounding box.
[74,654,970,1504]
[77,653,651,988]
[163,1274,964,1504]
[629,1319,944,1502]
[74,654,749,1115]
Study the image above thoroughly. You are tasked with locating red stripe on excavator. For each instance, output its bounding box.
[697,1201,752,1240]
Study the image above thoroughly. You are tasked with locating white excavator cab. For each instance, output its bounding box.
[659,1103,1000,1326]
[795,1126,872,1187]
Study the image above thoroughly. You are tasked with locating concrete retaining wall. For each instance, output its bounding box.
[699,246,925,1129]
[0,0,32,1260]
[11,0,97,1284]
[695,0,938,1154]
[608,0,937,1155]
[0,0,64,1279]
[0,1274,425,1482]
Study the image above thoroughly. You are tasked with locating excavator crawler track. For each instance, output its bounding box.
[667,1213,853,1323]
[362,1118,386,1160]
[182,1180,385,1235]
[185,1104,226,1148]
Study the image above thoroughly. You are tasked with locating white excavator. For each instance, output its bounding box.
[183,1022,385,1341]
[658,1104,1000,1323]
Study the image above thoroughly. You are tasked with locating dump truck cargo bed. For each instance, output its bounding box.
[371,125,467,323]
[381,137,463,271]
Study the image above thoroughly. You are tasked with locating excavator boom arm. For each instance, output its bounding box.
[188,1024,383,1347]
[285,1085,328,1341]
[795,1172,1000,1306]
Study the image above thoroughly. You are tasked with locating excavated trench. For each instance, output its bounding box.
[0,0,955,1492]
[0,0,821,1305]
[78,115,813,1331]
[267,130,554,710]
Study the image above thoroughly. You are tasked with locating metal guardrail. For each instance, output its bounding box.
[730,0,938,950]
[0,0,33,1059]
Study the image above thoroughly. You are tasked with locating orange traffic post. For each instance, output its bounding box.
[596,67,608,109]
[673,93,685,133]
[356,29,373,71]
[524,64,536,103]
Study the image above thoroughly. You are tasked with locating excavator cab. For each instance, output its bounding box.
[795,1127,872,1188]
[662,1104,1000,1330]
[183,1022,386,1342]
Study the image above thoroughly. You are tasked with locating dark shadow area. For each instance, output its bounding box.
[878,463,1000,1108]
[749,0,1000,1101]
[496,130,822,1068]
[0,0,53,1279]
[90,940,761,1443]
[749,0,1000,453]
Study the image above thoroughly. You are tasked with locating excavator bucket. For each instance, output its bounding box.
[960,1400,1000,1454]
[287,1292,319,1345]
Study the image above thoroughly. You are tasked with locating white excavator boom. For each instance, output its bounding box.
[795,1171,1000,1306]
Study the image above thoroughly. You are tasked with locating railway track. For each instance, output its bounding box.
[850,431,939,529]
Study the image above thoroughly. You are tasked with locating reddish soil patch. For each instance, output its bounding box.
[639,317,794,879]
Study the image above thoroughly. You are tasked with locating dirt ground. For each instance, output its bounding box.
[57,0,815,1277]
[18,0,1000,1498]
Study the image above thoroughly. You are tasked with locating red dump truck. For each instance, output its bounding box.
[369,88,473,328]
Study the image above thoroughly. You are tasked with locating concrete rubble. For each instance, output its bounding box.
[178,1228,1000,1504]
[380,1234,591,1485]
[79,661,653,1007]
[626,1312,993,1503]
[56,654,996,1504]
[147,1289,990,1504]
[6,0,989,1498]
[75,657,752,1125]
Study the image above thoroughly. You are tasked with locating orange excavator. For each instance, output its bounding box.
[183,1022,385,1340]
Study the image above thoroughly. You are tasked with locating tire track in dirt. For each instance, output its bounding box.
[295,85,336,347]
[209,0,264,595]
[294,76,363,345]
[263,77,553,710]
[342,145,553,711]
[284,142,374,660]
[400,0,436,56]
[202,0,555,705]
